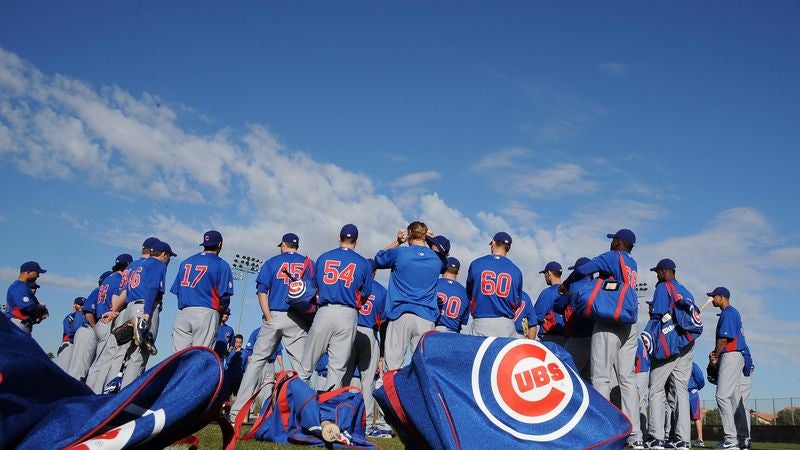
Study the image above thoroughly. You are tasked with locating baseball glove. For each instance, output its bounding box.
[112,321,134,346]
[706,360,719,385]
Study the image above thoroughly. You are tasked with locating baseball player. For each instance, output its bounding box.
[560,229,643,448]
[171,230,234,352]
[554,257,595,377]
[688,361,706,448]
[646,258,696,450]
[85,253,134,393]
[513,290,536,339]
[374,221,447,371]
[67,271,112,381]
[214,309,235,358]
[297,224,372,391]
[5,261,48,334]
[434,257,470,333]
[224,334,245,397]
[115,239,175,388]
[230,232,311,422]
[465,231,523,338]
[708,286,750,450]
[533,261,566,346]
[57,297,85,370]
[344,258,391,437]
[635,337,651,443]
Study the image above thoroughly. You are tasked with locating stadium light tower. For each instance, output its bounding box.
[231,253,263,333]
[634,282,649,300]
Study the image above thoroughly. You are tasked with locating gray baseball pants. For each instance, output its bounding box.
[735,370,752,443]
[471,317,517,338]
[230,310,308,420]
[67,325,97,381]
[172,306,219,352]
[384,313,434,371]
[716,351,744,445]
[85,319,113,393]
[56,341,73,371]
[648,344,693,441]
[344,325,381,426]
[636,371,649,439]
[591,321,642,443]
[297,304,357,391]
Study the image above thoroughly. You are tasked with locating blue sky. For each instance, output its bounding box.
[1,2,799,400]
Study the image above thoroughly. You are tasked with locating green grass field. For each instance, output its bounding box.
[187,425,800,449]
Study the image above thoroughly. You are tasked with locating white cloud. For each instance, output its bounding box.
[597,62,629,78]
[471,147,529,171]
[390,171,440,188]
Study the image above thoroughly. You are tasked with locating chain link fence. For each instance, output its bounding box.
[701,398,800,426]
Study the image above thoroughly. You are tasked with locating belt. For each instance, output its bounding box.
[130,300,145,305]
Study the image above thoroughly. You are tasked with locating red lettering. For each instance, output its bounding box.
[547,363,564,381]
[532,366,550,387]
[479,270,513,297]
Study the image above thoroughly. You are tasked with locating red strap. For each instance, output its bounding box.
[318,385,361,403]
[237,378,277,441]
[658,328,671,359]
[612,251,632,322]
[584,278,605,318]
[171,434,199,449]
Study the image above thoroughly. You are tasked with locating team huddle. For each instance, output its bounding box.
[5,222,754,449]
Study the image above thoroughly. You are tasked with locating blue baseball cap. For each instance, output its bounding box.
[142,237,160,249]
[650,258,676,272]
[340,224,359,239]
[151,241,177,257]
[426,235,451,255]
[115,253,133,265]
[447,257,460,270]
[278,232,300,247]
[568,257,591,270]
[539,261,562,274]
[74,296,86,306]
[200,230,223,246]
[707,286,730,299]
[367,258,378,272]
[492,231,512,245]
[607,229,636,245]
[20,261,46,273]
[99,270,114,282]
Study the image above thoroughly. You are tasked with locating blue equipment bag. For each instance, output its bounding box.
[284,256,318,320]
[0,314,232,449]
[374,332,632,450]
[641,281,703,361]
[573,251,638,324]
[236,370,375,448]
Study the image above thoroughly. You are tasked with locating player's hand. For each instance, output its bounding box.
[396,229,408,244]
[263,310,273,323]
[558,284,568,295]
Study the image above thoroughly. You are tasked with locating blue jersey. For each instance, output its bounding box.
[635,338,650,373]
[564,250,639,323]
[314,247,372,308]
[555,275,595,338]
[123,257,167,316]
[434,278,470,332]
[5,280,43,324]
[374,245,446,322]
[83,288,100,319]
[513,291,537,335]
[357,280,387,329]
[649,279,694,319]
[61,312,77,342]
[170,252,234,311]
[214,323,234,356]
[95,272,123,317]
[256,251,311,312]
[224,347,246,384]
[716,305,749,354]
[688,362,705,392]
[466,254,523,319]
[534,284,565,338]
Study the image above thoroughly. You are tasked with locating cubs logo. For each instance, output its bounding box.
[690,305,702,327]
[640,331,653,356]
[471,338,588,441]
[287,280,306,299]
